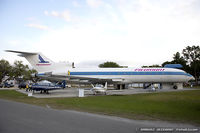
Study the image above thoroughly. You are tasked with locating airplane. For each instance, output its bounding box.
[30,80,65,94]
[91,82,107,95]
[6,50,195,90]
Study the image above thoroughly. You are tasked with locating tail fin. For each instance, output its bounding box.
[6,50,55,72]
[104,82,107,90]
[60,80,66,89]
[91,84,95,88]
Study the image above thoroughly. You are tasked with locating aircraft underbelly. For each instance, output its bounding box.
[74,75,188,83]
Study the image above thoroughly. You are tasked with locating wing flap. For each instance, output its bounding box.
[112,79,124,82]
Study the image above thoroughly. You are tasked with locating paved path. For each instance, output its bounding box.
[15,87,199,98]
[0,99,198,133]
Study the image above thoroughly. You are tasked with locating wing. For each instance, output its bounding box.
[67,75,114,84]
[36,72,124,84]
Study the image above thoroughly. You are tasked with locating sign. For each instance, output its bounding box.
[78,89,84,97]
[28,92,33,97]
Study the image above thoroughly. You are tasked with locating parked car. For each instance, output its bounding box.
[18,82,27,89]
[4,82,14,88]
[4,83,11,88]
[9,82,14,87]
[0,82,14,88]
[0,84,3,88]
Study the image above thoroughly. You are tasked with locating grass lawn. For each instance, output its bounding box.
[0,89,200,125]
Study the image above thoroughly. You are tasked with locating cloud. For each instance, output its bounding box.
[73,1,81,7]
[44,10,49,16]
[25,23,50,30]
[86,0,102,8]
[8,40,21,46]
[29,0,200,67]
[44,10,71,22]
[26,17,37,21]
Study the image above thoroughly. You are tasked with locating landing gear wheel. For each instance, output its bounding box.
[173,85,177,89]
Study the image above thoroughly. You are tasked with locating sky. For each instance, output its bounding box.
[0,0,200,68]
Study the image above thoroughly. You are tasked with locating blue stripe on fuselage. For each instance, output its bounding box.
[70,71,191,76]
[37,73,45,76]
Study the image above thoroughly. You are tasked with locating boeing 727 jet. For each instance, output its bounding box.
[6,50,194,89]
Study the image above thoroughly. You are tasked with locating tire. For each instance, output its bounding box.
[173,85,177,89]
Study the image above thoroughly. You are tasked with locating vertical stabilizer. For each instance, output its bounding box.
[6,50,55,72]
[104,82,107,90]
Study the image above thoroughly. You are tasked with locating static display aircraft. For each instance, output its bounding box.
[30,80,65,94]
[91,82,107,95]
[6,50,194,89]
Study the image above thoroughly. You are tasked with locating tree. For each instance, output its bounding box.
[0,59,12,83]
[182,45,200,83]
[0,59,38,83]
[11,61,29,79]
[142,64,161,68]
[162,52,188,70]
[23,69,38,82]
[172,52,187,65]
[11,60,37,82]
[182,46,200,64]
[99,61,121,68]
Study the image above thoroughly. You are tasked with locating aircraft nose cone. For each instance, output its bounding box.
[191,76,195,81]
[187,73,195,81]
[188,74,195,81]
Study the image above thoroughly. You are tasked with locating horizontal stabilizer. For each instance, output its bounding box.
[6,50,37,56]
[6,50,55,73]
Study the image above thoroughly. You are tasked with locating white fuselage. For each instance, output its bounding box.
[63,67,194,83]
